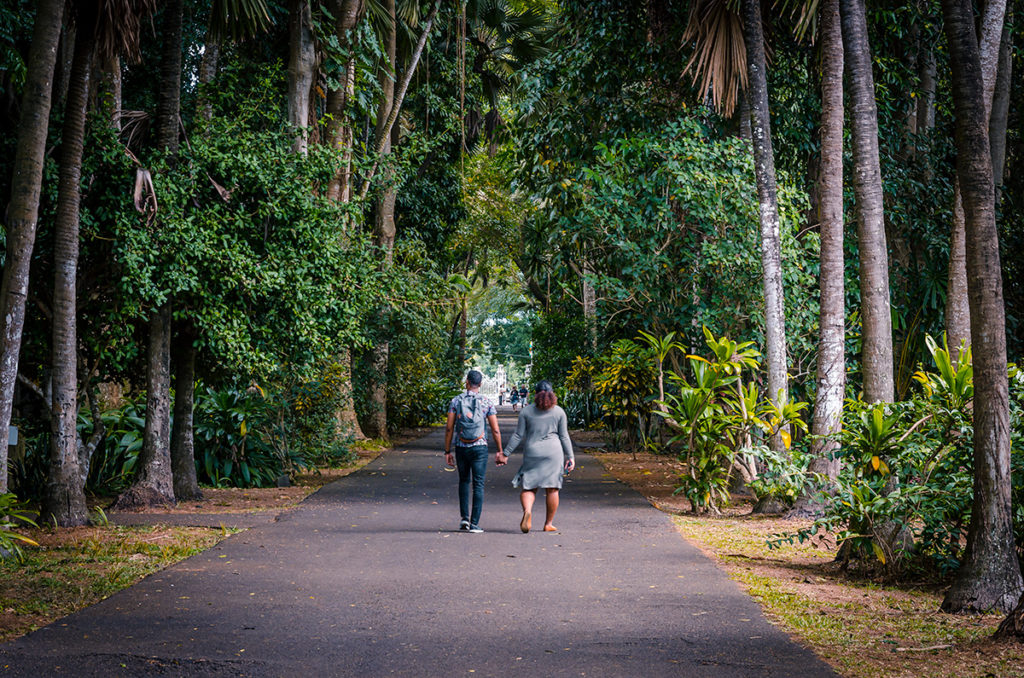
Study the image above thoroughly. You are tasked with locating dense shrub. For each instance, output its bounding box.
[774,338,1024,577]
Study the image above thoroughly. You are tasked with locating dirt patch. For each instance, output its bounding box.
[591,446,1024,678]
[102,448,382,516]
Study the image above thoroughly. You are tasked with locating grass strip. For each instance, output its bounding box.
[0,525,230,642]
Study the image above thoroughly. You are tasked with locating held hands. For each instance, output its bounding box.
[444,452,455,467]
[565,458,575,473]
[495,452,508,466]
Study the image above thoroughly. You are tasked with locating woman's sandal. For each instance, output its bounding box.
[520,511,532,533]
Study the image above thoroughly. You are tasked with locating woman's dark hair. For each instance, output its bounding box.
[534,380,557,411]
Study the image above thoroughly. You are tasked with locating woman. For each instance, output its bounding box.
[496,381,575,532]
[510,385,520,412]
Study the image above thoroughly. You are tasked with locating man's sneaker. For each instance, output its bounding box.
[468,525,484,533]
[459,519,471,531]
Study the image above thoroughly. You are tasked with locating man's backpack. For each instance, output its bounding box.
[455,393,486,443]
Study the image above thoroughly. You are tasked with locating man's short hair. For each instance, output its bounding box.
[466,370,483,387]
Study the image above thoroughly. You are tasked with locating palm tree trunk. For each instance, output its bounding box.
[0,0,65,494]
[97,54,121,131]
[839,0,894,403]
[582,260,597,353]
[361,0,398,441]
[171,327,201,501]
[790,0,844,518]
[114,305,175,508]
[197,39,220,124]
[739,0,789,443]
[115,0,183,508]
[323,0,366,439]
[944,0,1006,364]
[288,0,316,155]
[41,4,97,527]
[939,0,1022,615]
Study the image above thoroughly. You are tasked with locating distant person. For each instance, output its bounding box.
[510,384,521,412]
[496,381,575,533]
[518,384,528,406]
[444,370,503,533]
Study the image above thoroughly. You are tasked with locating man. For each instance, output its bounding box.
[444,370,504,532]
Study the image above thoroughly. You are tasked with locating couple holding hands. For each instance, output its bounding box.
[443,370,575,534]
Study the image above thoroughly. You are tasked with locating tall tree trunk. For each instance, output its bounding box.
[288,0,316,155]
[114,0,183,508]
[55,22,75,110]
[325,0,363,202]
[839,0,894,403]
[197,39,219,124]
[944,0,1006,364]
[357,0,442,198]
[323,1,366,439]
[939,0,1022,615]
[97,54,121,131]
[582,260,597,353]
[916,43,937,184]
[170,328,201,501]
[41,4,97,527]
[114,305,175,508]
[334,349,365,440]
[790,0,844,518]
[989,24,1011,191]
[362,0,398,441]
[0,0,66,493]
[916,45,936,134]
[740,0,790,444]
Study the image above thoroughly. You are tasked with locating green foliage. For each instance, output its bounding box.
[592,339,656,452]
[656,328,807,514]
[772,336,1018,577]
[84,396,147,492]
[560,356,603,428]
[0,493,38,562]
[747,443,811,504]
[113,66,378,381]
[531,311,588,387]
[194,370,357,488]
[386,353,461,432]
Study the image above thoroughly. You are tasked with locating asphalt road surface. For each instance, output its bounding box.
[0,411,836,677]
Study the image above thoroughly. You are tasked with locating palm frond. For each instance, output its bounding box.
[208,0,273,42]
[96,0,158,63]
[775,0,819,43]
[681,0,747,117]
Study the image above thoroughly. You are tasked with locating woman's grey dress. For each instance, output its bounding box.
[504,404,575,490]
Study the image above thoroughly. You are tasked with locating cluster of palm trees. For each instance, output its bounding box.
[682,0,1018,617]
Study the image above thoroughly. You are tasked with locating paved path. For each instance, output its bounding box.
[0,412,835,677]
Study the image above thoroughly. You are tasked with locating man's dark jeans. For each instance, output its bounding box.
[455,444,488,527]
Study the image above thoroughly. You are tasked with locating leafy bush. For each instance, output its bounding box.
[773,336,1019,577]
[560,356,603,428]
[655,328,807,513]
[84,396,146,493]
[746,443,811,504]
[0,492,38,561]
[194,371,356,488]
[593,339,657,452]
[386,352,460,433]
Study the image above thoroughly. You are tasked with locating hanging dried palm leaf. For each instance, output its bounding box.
[681,0,747,117]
